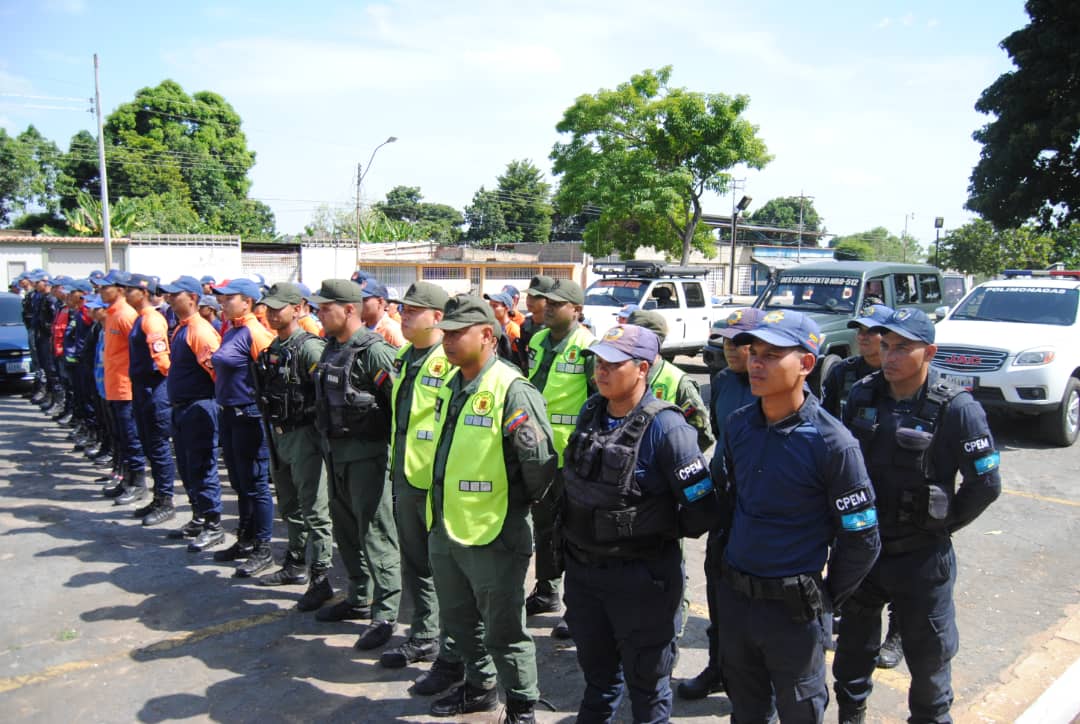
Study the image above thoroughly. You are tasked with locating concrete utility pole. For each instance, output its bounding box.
[797,191,815,263]
[354,136,398,265]
[93,54,113,271]
[903,211,915,262]
[728,180,750,296]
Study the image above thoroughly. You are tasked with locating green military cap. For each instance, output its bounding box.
[393,281,450,310]
[535,278,585,305]
[436,294,500,331]
[628,309,668,344]
[306,279,365,304]
[261,282,305,309]
[526,274,557,296]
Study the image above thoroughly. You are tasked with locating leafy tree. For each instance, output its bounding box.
[550,66,772,264]
[938,218,1057,276]
[305,205,354,238]
[748,196,824,245]
[495,159,553,244]
[58,130,100,210]
[967,0,1080,229]
[464,186,516,246]
[376,186,463,243]
[0,126,65,223]
[830,227,924,263]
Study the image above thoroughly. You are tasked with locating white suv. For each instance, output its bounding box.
[931,276,1080,446]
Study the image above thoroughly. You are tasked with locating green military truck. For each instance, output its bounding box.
[704,261,947,394]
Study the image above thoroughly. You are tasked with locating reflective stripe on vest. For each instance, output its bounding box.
[391,343,457,490]
[427,360,522,546]
[528,325,595,463]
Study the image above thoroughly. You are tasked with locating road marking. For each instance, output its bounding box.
[0,609,290,694]
[1002,489,1080,508]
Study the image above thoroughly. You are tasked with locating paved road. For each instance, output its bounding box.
[0,372,1078,723]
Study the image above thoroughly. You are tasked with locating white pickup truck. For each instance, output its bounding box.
[931,273,1080,446]
[583,261,728,358]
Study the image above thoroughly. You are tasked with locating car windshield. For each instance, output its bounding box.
[0,295,22,325]
[584,279,649,307]
[950,286,1079,325]
[760,274,861,314]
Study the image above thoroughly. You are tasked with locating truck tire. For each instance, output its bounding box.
[1040,377,1080,447]
[809,353,842,400]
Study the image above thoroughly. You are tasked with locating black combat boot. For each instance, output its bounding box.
[677,665,725,700]
[429,682,498,717]
[168,516,205,540]
[101,464,127,498]
[524,584,560,616]
[115,469,148,505]
[234,541,273,578]
[504,697,537,723]
[141,497,176,527]
[296,566,334,611]
[188,517,225,552]
[380,636,437,668]
[411,658,465,696]
[257,553,308,586]
[213,529,254,562]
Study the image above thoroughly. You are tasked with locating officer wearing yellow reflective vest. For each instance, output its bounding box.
[425,295,556,723]
[382,281,465,695]
[626,309,714,452]
[560,323,720,722]
[524,278,595,629]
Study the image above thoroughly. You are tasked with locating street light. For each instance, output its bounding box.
[728,194,752,295]
[934,216,945,268]
[356,136,399,253]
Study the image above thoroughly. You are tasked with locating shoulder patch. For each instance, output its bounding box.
[961,434,993,457]
[151,340,167,353]
[834,486,873,513]
[973,451,1000,475]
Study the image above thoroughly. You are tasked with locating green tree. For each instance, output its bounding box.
[830,227,924,263]
[0,126,65,223]
[967,0,1080,229]
[551,66,772,264]
[464,186,515,246]
[376,186,464,243]
[938,218,1056,276]
[748,196,824,245]
[495,159,553,244]
[377,186,423,222]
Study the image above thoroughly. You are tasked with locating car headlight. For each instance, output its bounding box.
[1014,348,1056,366]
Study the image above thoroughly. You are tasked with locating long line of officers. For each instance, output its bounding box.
[10,266,1002,724]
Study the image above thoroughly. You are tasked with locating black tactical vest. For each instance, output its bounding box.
[254,331,317,429]
[847,372,961,541]
[561,393,682,557]
[313,332,389,440]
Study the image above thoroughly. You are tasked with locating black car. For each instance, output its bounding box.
[0,292,33,383]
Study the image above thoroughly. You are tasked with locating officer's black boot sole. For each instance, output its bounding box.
[429,682,498,717]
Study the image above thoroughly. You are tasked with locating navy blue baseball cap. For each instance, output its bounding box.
[733,310,821,357]
[28,269,49,282]
[351,269,372,285]
[88,269,107,285]
[198,295,221,311]
[713,307,768,340]
[584,324,660,363]
[159,275,203,295]
[199,275,216,285]
[66,279,93,294]
[84,293,106,310]
[484,291,514,308]
[360,280,389,299]
[212,278,263,300]
[118,272,158,294]
[52,275,73,288]
[100,269,130,286]
[617,303,640,319]
[847,303,895,330]
[501,284,520,299]
[872,308,935,344]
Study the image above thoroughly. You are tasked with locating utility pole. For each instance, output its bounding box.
[93,54,113,271]
[902,211,915,262]
[355,162,362,249]
[728,180,750,296]
[797,191,814,263]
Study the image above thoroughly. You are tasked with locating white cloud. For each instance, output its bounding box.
[44,0,85,14]
[901,12,915,27]
[927,18,940,28]
[877,17,892,29]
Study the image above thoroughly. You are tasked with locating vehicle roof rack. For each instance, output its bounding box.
[591,261,709,279]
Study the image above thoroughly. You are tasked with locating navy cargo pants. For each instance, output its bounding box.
[833,539,959,723]
[132,377,176,498]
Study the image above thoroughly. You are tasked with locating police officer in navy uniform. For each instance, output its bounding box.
[561,323,720,723]
[821,302,893,419]
[712,310,881,723]
[678,306,764,702]
[833,309,1001,724]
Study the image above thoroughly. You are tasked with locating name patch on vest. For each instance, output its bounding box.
[551,413,578,426]
[421,375,444,388]
[459,480,493,493]
[416,430,434,440]
[464,415,493,428]
[555,362,585,374]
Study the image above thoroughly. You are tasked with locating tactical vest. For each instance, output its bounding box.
[313,332,389,440]
[255,331,318,430]
[562,394,682,557]
[391,343,456,490]
[528,324,595,463]
[834,356,873,417]
[649,359,685,403]
[847,372,962,544]
[427,360,522,546]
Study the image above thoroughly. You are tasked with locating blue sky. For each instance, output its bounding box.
[1,0,1030,246]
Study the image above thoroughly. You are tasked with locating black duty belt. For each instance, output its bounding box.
[881,532,945,556]
[565,540,674,568]
[720,559,818,601]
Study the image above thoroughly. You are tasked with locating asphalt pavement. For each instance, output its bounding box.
[0,368,1078,723]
